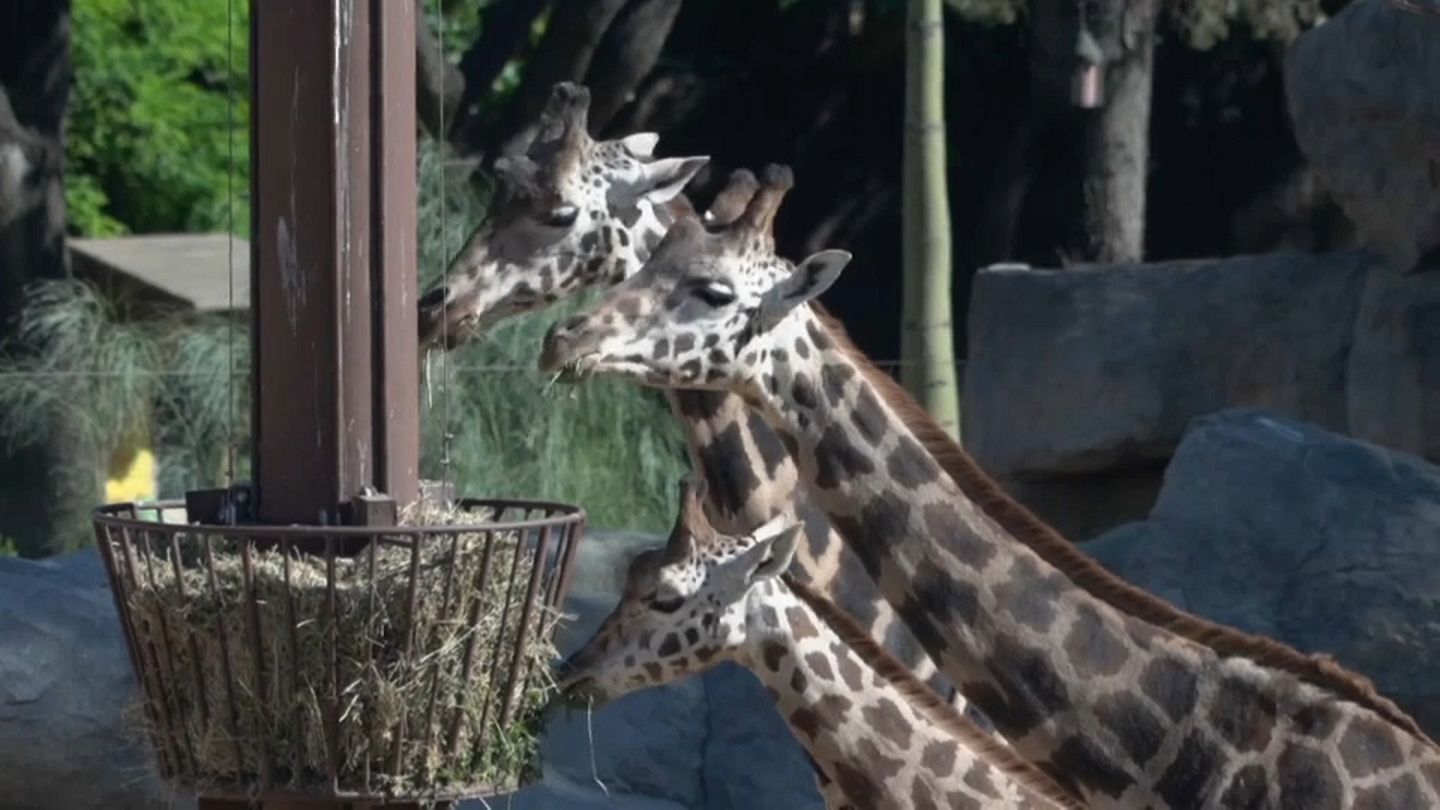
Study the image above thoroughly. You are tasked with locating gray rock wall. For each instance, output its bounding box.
[964,251,1374,478]
[964,252,1440,538]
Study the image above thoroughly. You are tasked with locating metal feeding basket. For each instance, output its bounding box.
[93,497,585,803]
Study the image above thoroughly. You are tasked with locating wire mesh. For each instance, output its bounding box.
[93,498,585,801]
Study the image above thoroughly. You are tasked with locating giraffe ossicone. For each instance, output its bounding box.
[539,163,1440,808]
[558,477,1079,810]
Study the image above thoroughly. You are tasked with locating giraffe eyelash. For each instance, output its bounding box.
[541,205,579,228]
[649,594,685,614]
[688,279,736,307]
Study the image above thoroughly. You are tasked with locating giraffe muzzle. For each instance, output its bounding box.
[538,316,597,377]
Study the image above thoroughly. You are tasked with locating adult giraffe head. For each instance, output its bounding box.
[417,82,709,351]
[537,164,850,392]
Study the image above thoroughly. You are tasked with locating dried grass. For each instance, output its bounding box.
[120,500,564,798]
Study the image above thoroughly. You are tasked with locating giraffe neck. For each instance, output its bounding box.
[666,389,797,531]
[741,580,1062,810]
[743,312,1440,807]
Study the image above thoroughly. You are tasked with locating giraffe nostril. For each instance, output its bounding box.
[561,315,587,333]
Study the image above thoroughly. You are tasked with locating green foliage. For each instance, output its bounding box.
[68,0,249,236]
[0,536,17,558]
[416,140,688,531]
[0,280,249,497]
[1170,0,1331,49]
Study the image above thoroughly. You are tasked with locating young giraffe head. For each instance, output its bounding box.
[538,164,850,391]
[418,82,709,351]
[556,477,802,705]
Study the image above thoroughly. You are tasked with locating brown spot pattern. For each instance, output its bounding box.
[920,740,958,778]
[861,697,913,749]
[804,651,835,682]
[1063,604,1130,679]
[1211,677,1277,753]
[785,605,820,640]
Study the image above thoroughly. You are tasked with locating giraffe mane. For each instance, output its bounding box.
[782,573,1086,810]
[807,303,1436,747]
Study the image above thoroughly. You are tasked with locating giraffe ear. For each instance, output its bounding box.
[635,156,710,206]
[619,132,660,158]
[743,522,803,584]
[757,250,851,330]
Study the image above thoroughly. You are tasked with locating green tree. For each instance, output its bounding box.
[67,0,249,236]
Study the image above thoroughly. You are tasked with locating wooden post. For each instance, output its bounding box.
[250,0,419,528]
[213,1,426,808]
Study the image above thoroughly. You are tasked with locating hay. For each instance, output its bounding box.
[121,500,564,798]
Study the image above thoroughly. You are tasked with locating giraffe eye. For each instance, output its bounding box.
[650,594,685,614]
[690,280,736,307]
[541,205,579,228]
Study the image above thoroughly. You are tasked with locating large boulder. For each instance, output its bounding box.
[1286,0,1440,272]
[1088,409,1440,735]
[964,252,1373,477]
[0,551,190,810]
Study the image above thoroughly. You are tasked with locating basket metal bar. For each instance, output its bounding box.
[324,535,342,791]
[95,522,174,778]
[475,530,526,738]
[240,538,275,790]
[281,538,307,783]
[140,527,200,776]
[167,531,212,734]
[199,531,248,773]
[120,526,188,777]
[417,529,465,773]
[444,529,498,756]
[498,524,553,727]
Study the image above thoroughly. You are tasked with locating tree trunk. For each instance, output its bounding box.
[449,0,551,154]
[584,0,685,134]
[899,0,959,436]
[474,0,629,160]
[0,0,90,557]
[1079,0,1160,263]
[969,0,1071,268]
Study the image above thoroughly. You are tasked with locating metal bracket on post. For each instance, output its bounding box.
[185,484,255,526]
[345,492,398,528]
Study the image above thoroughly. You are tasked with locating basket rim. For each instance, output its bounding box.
[93,497,587,536]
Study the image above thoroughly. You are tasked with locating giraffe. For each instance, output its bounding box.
[538,164,1440,808]
[416,82,962,707]
[558,477,1081,810]
[417,82,708,351]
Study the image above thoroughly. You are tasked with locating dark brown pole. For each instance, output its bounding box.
[250,0,418,529]
[208,6,431,805]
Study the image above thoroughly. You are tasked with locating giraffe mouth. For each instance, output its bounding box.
[554,352,600,384]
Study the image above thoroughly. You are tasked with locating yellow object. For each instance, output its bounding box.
[106,442,158,503]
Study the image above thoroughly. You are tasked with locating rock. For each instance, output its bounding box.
[0,550,190,810]
[1346,264,1440,465]
[963,252,1373,477]
[700,664,825,810]
[1087,409,1440,735]
[1285,0,1440,272]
